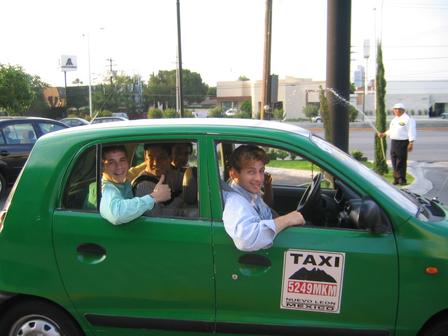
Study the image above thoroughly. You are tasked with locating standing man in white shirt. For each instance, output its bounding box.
[378,103,417,186]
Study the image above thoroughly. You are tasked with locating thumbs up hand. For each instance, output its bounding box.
[150,174,171,203]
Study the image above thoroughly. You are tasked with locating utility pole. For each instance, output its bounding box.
[106,58,115,85]
[326,0,351,153]
[261,0,272,120]
[176,0,184,117]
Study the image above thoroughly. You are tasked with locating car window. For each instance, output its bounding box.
[62,146,97,210]
[216,141,366,230]
[38,122,66,135]
[62,141,199,219]
[2,123,36,145]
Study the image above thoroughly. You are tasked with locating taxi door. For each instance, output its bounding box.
[207,137,398,335]
[53,137,215,336]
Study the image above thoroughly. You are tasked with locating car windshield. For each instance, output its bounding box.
[311,135,419,217]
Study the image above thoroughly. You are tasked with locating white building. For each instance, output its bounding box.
[217,77,448,119]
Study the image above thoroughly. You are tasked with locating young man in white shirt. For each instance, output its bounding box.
[222,145,305,252]
[378,103,417,185]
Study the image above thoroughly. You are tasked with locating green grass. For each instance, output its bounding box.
[267,159,414,186]
[267,160,314,170]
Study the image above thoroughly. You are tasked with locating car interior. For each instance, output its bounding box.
[215,141,389,231]
[62,141,199,218]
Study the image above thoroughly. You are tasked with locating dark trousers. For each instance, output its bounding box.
[390,139,409,183]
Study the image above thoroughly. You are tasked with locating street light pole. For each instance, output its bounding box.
[83,28,104,120]
[87,32,93,119]
[363,39,370,114]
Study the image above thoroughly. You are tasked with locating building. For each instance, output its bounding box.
[217,77,324,119]
[217,77,448,119]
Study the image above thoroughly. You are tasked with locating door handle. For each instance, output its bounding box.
[238,254,271,267]
[76,243,107,264]
[0,150,9,156]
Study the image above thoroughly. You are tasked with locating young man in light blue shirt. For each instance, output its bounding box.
[99,145,171,225]
[223,145,305,252]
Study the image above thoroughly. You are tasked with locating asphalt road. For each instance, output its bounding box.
[307,126,448,205]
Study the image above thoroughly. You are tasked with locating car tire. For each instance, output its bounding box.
[421,319,448,336]
[0,172,6,199]
[0,299,84,336]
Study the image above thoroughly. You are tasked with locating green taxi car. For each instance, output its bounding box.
[0,119,447,336]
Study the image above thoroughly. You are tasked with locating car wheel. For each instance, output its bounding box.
[421,319,448,336]
[0,299,84,336]
[0,172,6,199]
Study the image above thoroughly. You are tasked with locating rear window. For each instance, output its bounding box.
[38,122,66,135]
[62,146,97,210]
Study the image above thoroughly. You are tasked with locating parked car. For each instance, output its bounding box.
[0,117,68,197]
[60,117,90,127]
[441,112,448,119]
[312,115,322,123]
[224,108,238,116]
[0,119,447,336]
[90,116,128,124]
[111,112,129,119]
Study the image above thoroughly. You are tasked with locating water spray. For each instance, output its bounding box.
[325,88,387,162]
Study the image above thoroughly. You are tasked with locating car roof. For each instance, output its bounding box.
[0,116,67,125]
[93,116,125,120]
[42,118,310,144]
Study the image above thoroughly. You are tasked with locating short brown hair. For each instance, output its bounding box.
[102,145,127,160]
[228,145,268,172]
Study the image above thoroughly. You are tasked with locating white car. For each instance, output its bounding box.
[224,108,238,116]
[311,115,322,123]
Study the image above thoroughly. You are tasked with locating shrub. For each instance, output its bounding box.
[303,104,319,119]
[240,100,252,113]
[348,106,358,122]
[235,110,252,119]
[148,108,163,119]
[276,150,288,160]
[273,108,285,120]
[266,149,278,161]
[208,106,223,118]
[163,108,178,118]
[351,150,367,162]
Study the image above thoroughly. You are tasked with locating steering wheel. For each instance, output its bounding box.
[132,174,179,206]
[297,173,322,219]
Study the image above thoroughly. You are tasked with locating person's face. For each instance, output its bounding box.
[230,159,265,194]
[393,108,404,117]
[171,144,191,169]
[103,150,129,184]
[145,146,171,177]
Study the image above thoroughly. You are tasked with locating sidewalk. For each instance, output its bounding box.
[407,161,448,204]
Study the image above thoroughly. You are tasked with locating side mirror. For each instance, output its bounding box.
[359,198,391,234]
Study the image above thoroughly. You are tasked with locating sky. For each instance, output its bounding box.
[1,0,447,88]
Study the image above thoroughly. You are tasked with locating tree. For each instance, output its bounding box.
[93,74,143,116]
[207,86,216,97]
[238,75,250,81]
[319,86,332,141]
[144,69,208,110]
[302,104,319,119]
[0,65,41,115]
[348,106,358,122]
[373,42,388,175]
[240,99,252,113]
